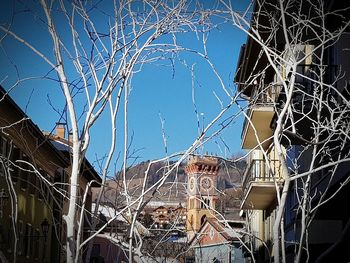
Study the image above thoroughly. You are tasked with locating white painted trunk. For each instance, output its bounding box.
[65,141,81,263]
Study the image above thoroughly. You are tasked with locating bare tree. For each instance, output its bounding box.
[0,1,253,262]
[5,0,348,262]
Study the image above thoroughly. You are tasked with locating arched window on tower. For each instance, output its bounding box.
[200,215,207,226]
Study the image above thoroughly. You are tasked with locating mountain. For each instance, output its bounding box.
[115,158,246,188]
[92,157,246,209]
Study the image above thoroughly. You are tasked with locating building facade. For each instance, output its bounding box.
[150,204,186,229]
[0,86,102,262]
[0,86,68,263]
[235,0,350,262]
[190,218,245,263]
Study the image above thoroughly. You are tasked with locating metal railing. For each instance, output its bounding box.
[241,85,279,139]
[241,64,339,139]
[242,159,283,192]
[278,64,339,103]
[294,64,338,85]
[252,84,279,105]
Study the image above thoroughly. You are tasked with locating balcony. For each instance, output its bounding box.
[241,159,283,210]
[279,64,338,104]
[241,85,278,150]
[277,64,338,145]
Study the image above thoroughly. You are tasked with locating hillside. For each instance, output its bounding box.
[115,157,246,188]
[92,157,246,209]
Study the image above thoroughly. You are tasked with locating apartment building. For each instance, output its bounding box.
[0,86,102,262]
[235,0,350,262]
[150,205,186,229]
[0,86,68,263]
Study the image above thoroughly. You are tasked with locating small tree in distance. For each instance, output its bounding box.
[141,213,154,229]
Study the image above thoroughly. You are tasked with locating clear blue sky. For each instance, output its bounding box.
[0,1,250,171]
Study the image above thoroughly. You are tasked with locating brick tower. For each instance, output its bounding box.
[185,155,220,240]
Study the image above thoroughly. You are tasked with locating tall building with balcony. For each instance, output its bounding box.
[235,0,350,262]
[239,147,285,261]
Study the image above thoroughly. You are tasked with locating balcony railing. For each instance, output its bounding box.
[242,159,283,193]
[241,158,284,209]
[240,64,338,149]
[252,84,279,105]
[244,64,338,107]
[278,64,339,104]
[294,64,338,85]
[241,84,278,140]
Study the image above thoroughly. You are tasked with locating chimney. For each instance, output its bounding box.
[68,131,73,144]
[56,123,66,138]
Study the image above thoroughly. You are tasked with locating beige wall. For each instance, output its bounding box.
[0,134,64,263]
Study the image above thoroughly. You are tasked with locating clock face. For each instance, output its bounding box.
[189,177,196,192]
[201,177,213,190]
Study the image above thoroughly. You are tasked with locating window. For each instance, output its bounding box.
[37,170,51,203]
[33,229,40,260]
[54,169,66,201]
[201,198,210,209]
[200,215,206,226]
[0,225,3,244]
[37,169,44,200]
[7,227,13,253]
[45,174,52,204]
[18,221,24,255]
[0,137,4,175]
[10,145,20,182]
[28,171,36,195]
[64,171,69,196]
[0,137,8,156]
[24,224,32,258]
[78,187,84,207]
[20,154,29,189]
[91,244,101,257]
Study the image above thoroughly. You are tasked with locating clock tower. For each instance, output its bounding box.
[185,155,219,240]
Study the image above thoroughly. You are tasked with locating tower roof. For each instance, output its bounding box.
[185,155,219,175]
